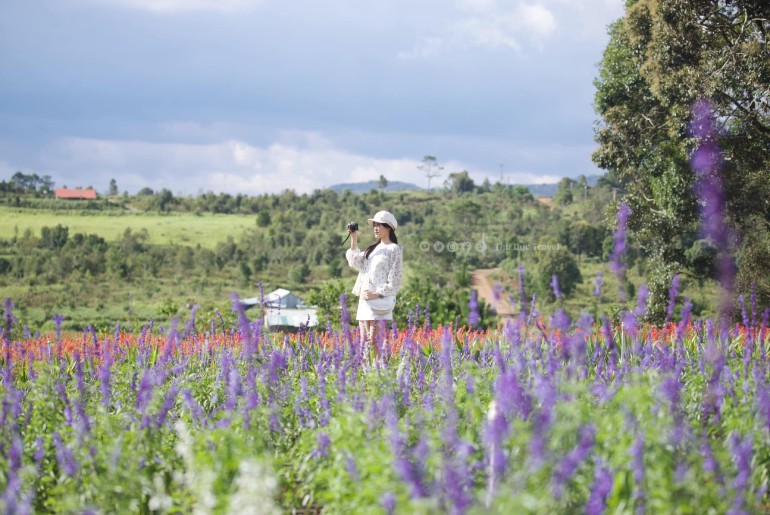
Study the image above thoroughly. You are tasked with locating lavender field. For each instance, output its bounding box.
[1,285,770,514]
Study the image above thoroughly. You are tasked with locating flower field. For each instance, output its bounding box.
[2,293,770,514]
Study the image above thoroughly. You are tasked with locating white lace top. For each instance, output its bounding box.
[346,243,403,297]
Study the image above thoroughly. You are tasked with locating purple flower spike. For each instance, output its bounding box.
[690,99,736,317]
[586,459,614,515]
[313,432,331,459]
[550,274,562,300]
[518,264,527,313]
[593,272,603,299]
[468,290,480,328]
[380,492,397,515]
[666,275,680,323]
[609,203,631,302]
[630,435,645,486]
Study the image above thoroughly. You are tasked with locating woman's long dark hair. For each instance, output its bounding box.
[365,224,398,259]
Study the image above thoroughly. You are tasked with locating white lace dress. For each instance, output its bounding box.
[345,243,403,321]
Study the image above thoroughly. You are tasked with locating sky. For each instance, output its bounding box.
[0,0,625,195]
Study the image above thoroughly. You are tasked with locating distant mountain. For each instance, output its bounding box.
[513,175,602,198]
[328,175,603,196]
[327,180,422,194]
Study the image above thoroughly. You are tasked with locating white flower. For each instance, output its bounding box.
[228,459,280,515]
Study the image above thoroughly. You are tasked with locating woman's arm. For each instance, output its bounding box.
[374,246,402,297]
[345,230,365,271]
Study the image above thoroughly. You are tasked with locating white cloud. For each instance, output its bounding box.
[33,133,566,195]
[38,136,430,195]
[399,1,557,58]
[91,0,264,13]
[456,0,497,13]
[517,3,557,40]
[396,37,445,60]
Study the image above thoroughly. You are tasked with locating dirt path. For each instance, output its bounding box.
[471,267,517,323]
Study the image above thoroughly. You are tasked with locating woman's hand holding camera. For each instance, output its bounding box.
[347,221,359,248]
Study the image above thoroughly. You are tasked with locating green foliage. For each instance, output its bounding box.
[593,1,770,319]
[307,280,350,330]
[536,246,583,300]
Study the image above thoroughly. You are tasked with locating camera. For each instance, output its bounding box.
[347,222,359,232]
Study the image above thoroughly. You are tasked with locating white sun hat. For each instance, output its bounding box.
[367,210,398,230]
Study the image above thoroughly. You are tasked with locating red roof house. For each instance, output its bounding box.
[55,188,97,200]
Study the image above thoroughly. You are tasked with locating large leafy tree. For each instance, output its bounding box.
[593,0,770,321]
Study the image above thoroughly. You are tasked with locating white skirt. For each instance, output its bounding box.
[355,295,394,321]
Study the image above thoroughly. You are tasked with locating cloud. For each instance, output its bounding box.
[37,135,430,195]
[456,0,497,12]
[90,0,264,13]
[398,1,557,59]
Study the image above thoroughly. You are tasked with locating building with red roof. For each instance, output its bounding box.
[55,188,97,200]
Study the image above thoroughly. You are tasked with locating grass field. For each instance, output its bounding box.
[0,206,257,248]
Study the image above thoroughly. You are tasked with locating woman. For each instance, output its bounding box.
[345,210,403,354]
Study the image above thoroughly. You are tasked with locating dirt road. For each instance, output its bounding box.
[470,267,517,323]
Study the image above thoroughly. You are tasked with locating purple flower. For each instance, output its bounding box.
[9,433,22,473]
[609,203,631,301]
[313,432,331,459]
[635,284,649,317]
[380,492,397,515]
[666,275,680,323]
[156,382,180,428]
[518,264,527,313]
[701,439,721,479]
[550,274,563,300]
[690,99,735,315]
[225,366,243,411]
[468,290,480,328]
[756,380,770,433]
[593,272,603,299]
[182,389,205,424]
[52,313,64,342]
[230,292,256,357]
[136,368,156,411]
[729,433,753,511]
[661,373,682,408]
[53,432,79,477]
[97,360,112,409]
[630,435,645,485]
[385,397,427,498]
[586,459,614,515]
[485,400,509,504]
[495,368,531,420]
[552,425,595,499]
[345,453,359,481]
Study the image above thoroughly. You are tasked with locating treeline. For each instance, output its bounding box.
[0,178,622,330]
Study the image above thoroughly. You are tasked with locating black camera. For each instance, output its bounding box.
[347,222,359,232]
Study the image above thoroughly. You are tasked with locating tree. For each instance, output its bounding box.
[417,155,443,191]
[378,175,388,192]
[108,179,118,196]
[554,177,576,206]
[536,247,583,300]
[444,171,475,196]
[256,211,271,228]
[593,1,770,320]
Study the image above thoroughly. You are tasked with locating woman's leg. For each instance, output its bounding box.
[359,320,383,359]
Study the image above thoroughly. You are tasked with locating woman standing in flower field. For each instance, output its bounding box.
[346,210,403,353]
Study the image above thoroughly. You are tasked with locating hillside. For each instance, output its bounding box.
[0,173,719,332]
